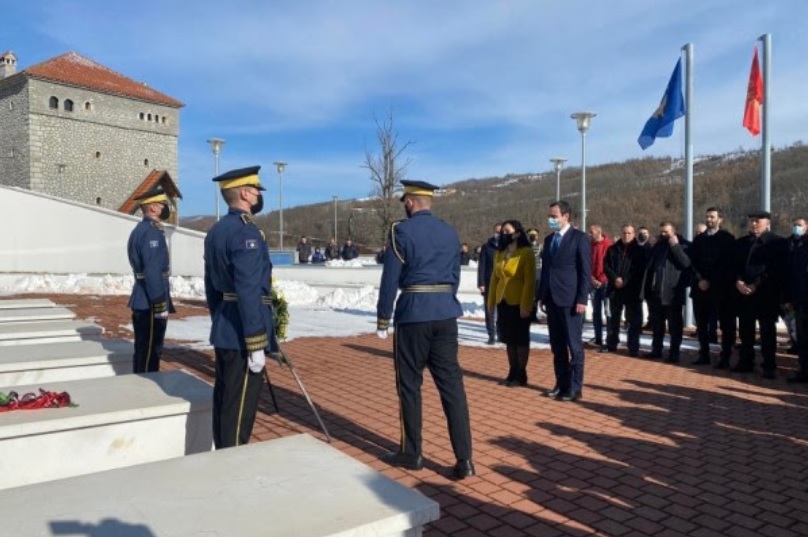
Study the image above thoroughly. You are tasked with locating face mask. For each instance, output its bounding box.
[250,193,264,215]
[159,205,170,221]
[638,234,648,243]
[548,218,561,231]
[793,225,805,237]
[500,234,515,247]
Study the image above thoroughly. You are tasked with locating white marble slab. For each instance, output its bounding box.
[0,306,75,323]
[0,339,133,385]
[0,298,57,309]
[0,319,103,346]
[0,434,440,537]
[0,370,213,490]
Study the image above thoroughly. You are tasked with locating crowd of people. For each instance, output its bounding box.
[475,205,808,389]
[295,236,359,264]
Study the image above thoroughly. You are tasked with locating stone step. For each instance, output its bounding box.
[0,370,213,491]
[0,339,133,386]
[0,298,57,310]
[0,320,103,347]
[0,307,75,324]
[0,434,440,536]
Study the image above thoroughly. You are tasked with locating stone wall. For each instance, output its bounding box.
[0,77,30,188]
[1,77,180,209]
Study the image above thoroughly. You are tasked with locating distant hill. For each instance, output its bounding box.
[181,142,808,251]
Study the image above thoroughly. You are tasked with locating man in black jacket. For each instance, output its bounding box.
[688,207,737,367]
[477,222,501,344]
[641,222,691,363]
[733,211,788,378]
[785,226,808,382]
[604,224,645,356]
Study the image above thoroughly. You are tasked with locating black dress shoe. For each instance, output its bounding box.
[628,349,639,358]
[665,353,680,363]
[761,369,777,380]
[543,387,561,398]
[730,364,754,373]
[714,359,730,369]
[453,459,476,479]
[642,351,662,359]
[787,374,808,383]
[691,356,711,365]
[381,451,424,470]
[486,337,496,345]
[598,346,611,353]
[559,391,582,402]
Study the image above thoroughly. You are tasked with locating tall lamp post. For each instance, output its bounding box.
[273,161,287,249]
[332,195,339,240]
[550,157,567,200]
[207,138,225,220]
[570,112,596,230]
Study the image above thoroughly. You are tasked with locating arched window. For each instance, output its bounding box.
[95,197,102,206]
[144,158,149,167]
[64,99,74,112]
[147,113,152,121]
[49,96,59,109]
[139,112,145,120]
[161,116,167,124]
[95,151,101,159]
[84,101,92,111]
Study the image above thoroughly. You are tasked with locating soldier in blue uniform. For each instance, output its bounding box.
[204,166,277,449]
[127,186,179,374]
[376,180,475,479]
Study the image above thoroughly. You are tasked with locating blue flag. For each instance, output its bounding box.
[638,59,685,150]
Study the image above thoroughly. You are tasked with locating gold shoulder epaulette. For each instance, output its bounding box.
[390,221,405,264]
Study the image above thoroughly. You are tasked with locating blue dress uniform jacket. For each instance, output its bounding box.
[127,218,173,313]
[204,209,277,353]
[376,210,463,328]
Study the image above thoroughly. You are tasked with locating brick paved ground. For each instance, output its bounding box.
[13,293,808,537]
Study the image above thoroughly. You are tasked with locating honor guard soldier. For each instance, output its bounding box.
[376,180,475,479]
[204,166,277,449]
[127,186,179,373]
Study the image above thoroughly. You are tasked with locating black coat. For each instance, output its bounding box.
[735,231,788,307]
[641,235,691,306]
[477,236,498,289]
[604,239,645,301]
[688,228,736,299]
[787,237,808,308]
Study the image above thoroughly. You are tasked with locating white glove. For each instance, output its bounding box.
[248,350,266,373]
[154,311,169,320]
[377,329,389,340]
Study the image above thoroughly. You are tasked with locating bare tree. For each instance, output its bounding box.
[363,107,414,243]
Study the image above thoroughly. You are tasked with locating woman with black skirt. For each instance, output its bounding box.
[487,220,536,386]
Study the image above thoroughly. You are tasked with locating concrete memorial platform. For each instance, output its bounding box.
[0,298,57,309]
[0,434,440,537]
[0,319,103,346]
[0,339,133,385]
[0,370,213,490]
[0,306,75,323]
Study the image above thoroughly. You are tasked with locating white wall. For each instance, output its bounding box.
[0,186,205,276]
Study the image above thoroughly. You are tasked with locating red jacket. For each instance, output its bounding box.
[591,234,612,285]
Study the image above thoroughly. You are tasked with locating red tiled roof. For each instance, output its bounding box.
[119,170,181,216]
[24,52,182,108]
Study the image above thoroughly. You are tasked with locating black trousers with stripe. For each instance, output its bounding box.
[213,348,264,449]
[394,318,472,461]
[132,309,167,373]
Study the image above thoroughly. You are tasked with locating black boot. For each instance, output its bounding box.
[509,346,530,387]
[503,345,517,385]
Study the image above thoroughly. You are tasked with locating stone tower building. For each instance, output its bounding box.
[0,50,183,213]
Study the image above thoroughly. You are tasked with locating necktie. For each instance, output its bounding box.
[550,233,561,255]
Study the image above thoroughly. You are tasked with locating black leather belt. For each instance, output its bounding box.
[401,284,453,293]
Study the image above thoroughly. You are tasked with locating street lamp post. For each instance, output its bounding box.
[207,138,225,220]
[550,157,567,200]
[570,112,596,230]
[274,161,287,249]
[332,195,339,240]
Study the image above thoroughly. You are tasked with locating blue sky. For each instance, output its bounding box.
[5,1,807,216]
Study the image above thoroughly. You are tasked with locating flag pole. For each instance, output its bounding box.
[682,42,694,327]
[759,33,771,212]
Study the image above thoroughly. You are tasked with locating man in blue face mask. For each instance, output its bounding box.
[783,218,807,354]
[478,222,502,344]
[538,200,591,402]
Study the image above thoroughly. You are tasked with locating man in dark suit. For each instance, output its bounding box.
[477,222,501,344]
[733,211,788,379]
[538,200,591,402]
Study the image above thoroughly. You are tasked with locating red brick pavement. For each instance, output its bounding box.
[13,293,808,537]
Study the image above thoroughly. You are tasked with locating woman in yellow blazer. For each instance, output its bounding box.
[487,220,536,386]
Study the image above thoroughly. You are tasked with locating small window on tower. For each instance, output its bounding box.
[84,101,92,111]
[144,159,149,167]
[49,96,59,109]
[64,99,74,112]
[147,113,152,121]
[139,112,145,120]
[96,197,102,206]
[95,151,101,159]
